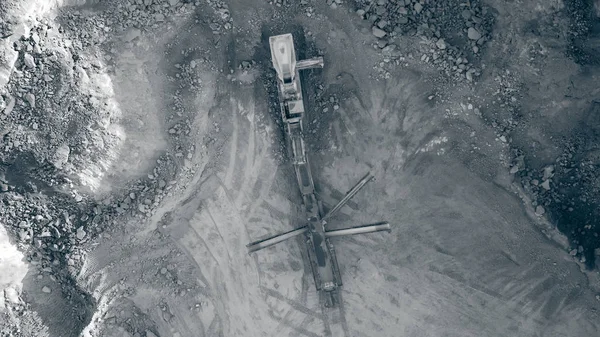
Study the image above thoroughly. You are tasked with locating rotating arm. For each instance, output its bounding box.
[322,172,374,223]
[296,56,324,71]
[247,226,308,254]
[325,222,391,238]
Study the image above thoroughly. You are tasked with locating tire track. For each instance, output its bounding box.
[235,99,259,208]
[260,286,324,320]
[260,283,351,337]
[211,183,259,268]
[207,207,233,264]
[319,298,332,337]
[200,86,343,336]
[176,91,287,335]
[269,307,321,337]
[244,161,279,221]
[184,175,273,335]
[223,97,239,188]
[336,291,350,337]
[178,209,237,336]
[321,299,350,337]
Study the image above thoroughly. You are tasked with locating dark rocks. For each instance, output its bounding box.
[462,9,472,20]
[377,20,388,29]
[372,26,387,38]
[436,38,446,50]
[24,92,35,107]
[23,53,36,69]
[468,27,482,40]
[76,227,86,240]
[414,3,423,14]
[2,95,15,115]
[535,205,545,216]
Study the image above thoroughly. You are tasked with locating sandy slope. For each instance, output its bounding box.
[78,2,599,336]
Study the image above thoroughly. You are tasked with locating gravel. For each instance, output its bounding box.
[436,38,447,50]
[372,26,387,38]
[468,27,482,40]
[0,0,231,334]
[535,205,546,216]
[75,227,86,240]
[23,53,35,69]
[414,3,423,14]
[354,0,493,82]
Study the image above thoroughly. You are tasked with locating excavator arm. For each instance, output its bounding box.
[247,225,308,253]
[321,172,375,223]
[297,56,324,71]
[325,222,391,237]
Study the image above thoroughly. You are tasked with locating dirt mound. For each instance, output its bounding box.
[0,0,230,335]
[348,0,494,81]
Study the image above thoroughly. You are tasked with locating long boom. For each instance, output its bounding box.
[325,222,391,237]
[247,226,308,253]
[321,172,375,223]
[297,57,324,71]
[246,221,391,253]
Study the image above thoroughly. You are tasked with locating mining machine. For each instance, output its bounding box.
[247,33,391,307]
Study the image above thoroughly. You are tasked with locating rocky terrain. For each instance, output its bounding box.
[0,0,599,336]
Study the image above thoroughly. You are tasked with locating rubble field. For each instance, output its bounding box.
[0,0,599,336]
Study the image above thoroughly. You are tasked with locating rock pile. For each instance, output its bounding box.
[353,0,495,82]
[1,286,49,337]
[511,139,600,267]
[0,0,232,313]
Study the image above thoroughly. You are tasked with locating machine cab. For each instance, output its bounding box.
[284,99,304,120]
[269,34,297,85]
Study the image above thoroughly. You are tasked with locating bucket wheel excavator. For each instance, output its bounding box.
[247,33,391,307]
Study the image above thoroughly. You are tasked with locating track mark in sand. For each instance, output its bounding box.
[318,292,350,337]
[192,196,242,271]
[206,208,233,264]
[245,161,279,220]
[142,162,212,236]
[261,284,351,337]
[183,222,221,272]
[208,185,253,260]
[260,286,324,320]
[335,292,350,337]
[176,228,230,336]
[224,97,239,188]
[221,94,272,214]
[270,308,322,337]
[428,265,506,301]
[207,316,222,337]
[234,100,263,208]
[432,244,454,257]
[332,119,344,152]
[271,263,314,336]
[320,304,332,337]
[337,106,357,136]
[168,237,212,296]
[260,198,298,224]
[291,315,319,337]
[282,322,323,337]
[184,186,270,335]
[260,286,327,336]
[500,250,521,267]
